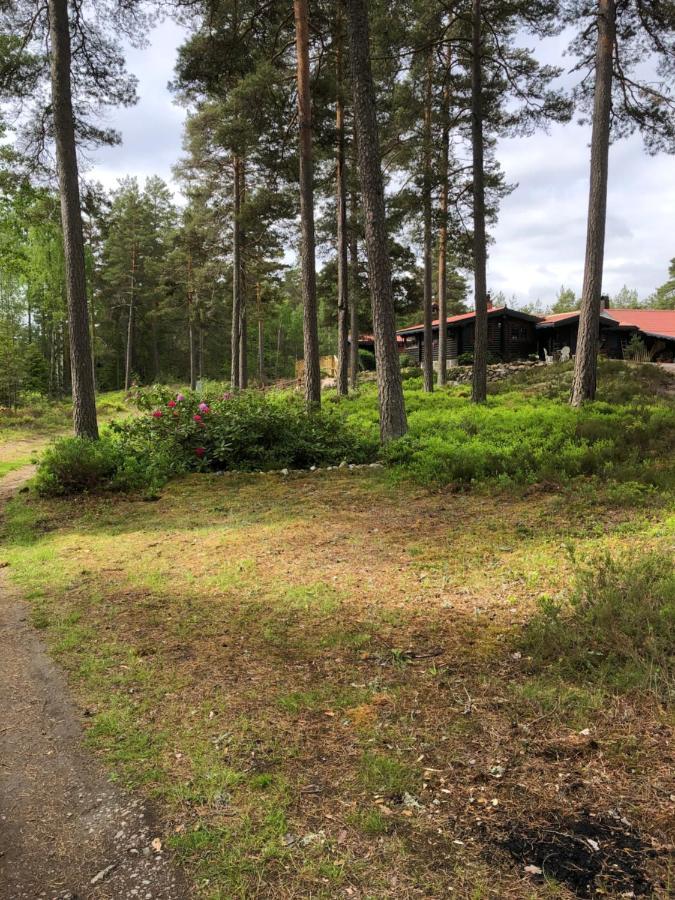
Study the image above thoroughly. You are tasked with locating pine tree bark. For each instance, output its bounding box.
[571,0,615,406]
[422,50,434,393]
[48,0,98,438]
[257,282,264,383]
[471,0,488,404]
[349,165,359,391]
[437,44,451,387]
[294,0,321,406]
[231,154,242,390]
[239,158,248,389]
[335,6,349,397]
[188,316,196,390]
[345,0,407,442]
[124,243,136,391]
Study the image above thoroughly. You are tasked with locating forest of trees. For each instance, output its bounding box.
[0,1,674,433]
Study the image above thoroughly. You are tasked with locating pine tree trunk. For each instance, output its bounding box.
[294,0,322,406]
[239,158,248,389]
[124,244,135,392]
[422,50,434,393]
[349,170,359,391]
[345,0,407,442]
[240,304,248,388]
[231,155,242,390]
[257,282,265,383]
[188,316,196,390]
[336,6,349,397]
[471,0,488,404]
[48,0,98,438]
[152,309,160,381]
[571,0,615,406]
[437,44,451,387]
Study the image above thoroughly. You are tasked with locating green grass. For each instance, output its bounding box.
[340,360,675,488]
[0,459,29,478]
[1,365,674,898]
[523,550,675,701]
[358,751,418,796]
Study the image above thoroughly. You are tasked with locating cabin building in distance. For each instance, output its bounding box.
[395,299,675,368]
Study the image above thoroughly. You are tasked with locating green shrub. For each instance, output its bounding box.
[37,389,379,495]
[358,349,376,371]
[35,437,120,495]
[523,551,675,701]
[456,351,501,366]
[119,389,378,473]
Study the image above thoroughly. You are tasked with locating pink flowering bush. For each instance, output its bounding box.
[37,385,377,495]
[115,388,378,476]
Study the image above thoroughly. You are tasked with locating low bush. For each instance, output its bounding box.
[35,437,120,495]
[358,349,376,371]
[522,551,674,701]
[369,387,675,487]
[36,389,378,495]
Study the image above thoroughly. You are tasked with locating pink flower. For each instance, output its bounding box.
[167,400,177,408]
[152,410,163,419]
[176,393,185,402]
[194,447,206,458]
[198,402,210,413]
[193,414,202,423]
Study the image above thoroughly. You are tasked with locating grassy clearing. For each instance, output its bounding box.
[1,363,674,897]
[2,465,673,897]
[0,390,129,468]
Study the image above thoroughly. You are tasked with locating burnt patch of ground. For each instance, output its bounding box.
[499,810,661,897]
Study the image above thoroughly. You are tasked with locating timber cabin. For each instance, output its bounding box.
[536,307,675,362]
[395,302,675,366]
[397,304,540,366]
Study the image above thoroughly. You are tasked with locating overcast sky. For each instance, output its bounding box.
[89,20,675,308]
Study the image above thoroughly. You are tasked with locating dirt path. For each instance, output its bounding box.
[0,467,188,899]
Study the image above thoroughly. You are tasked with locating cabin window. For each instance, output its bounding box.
[511,324,528,341]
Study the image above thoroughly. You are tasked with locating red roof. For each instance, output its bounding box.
[604,308,675,340]
[539,308,675,341]
[398,306,507,334]
[351,333,404,345]
[540,311,580,323]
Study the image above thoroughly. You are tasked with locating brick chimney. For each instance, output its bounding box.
[486,291,494,311]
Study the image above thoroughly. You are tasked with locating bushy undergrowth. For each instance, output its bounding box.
[36,389,378,495]
[34,361,675,495]
[0,390,128,435]
[342,361,675,487]
[523,551,675,701]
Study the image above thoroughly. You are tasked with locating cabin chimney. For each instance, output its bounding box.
[486,291,494,311]
[600,294,609,309]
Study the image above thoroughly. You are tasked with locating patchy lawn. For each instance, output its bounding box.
[2,464,673,898]
[0,391,131,475]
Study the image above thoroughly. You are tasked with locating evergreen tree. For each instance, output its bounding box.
[568,0,675,405]
[651,259,675,310]
[0,0,147,437]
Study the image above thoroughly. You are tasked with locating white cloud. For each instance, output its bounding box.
[86,21,675,304]
[87,20,187,194]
